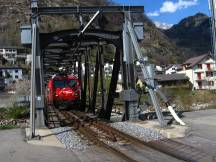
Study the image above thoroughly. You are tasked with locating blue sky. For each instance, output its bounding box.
[113,0,210,25]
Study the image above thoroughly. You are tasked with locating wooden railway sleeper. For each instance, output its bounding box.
[78,124,138,162]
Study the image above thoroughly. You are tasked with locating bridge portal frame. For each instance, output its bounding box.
[29,0,144,138]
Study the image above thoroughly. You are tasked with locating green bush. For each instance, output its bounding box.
[0,108,7,113]
[0,108,8,119]
[160,87,216,110]
[0,125,18,130]
[5,107,29,119]
[206,104,216,110]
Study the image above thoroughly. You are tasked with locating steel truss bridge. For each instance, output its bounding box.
[27,1,185,138]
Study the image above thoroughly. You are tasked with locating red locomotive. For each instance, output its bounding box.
[46,74,81,108]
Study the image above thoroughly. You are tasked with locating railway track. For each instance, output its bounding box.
[49,107,213,162]
[45,106,61,128]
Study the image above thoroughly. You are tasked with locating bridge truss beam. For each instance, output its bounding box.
[29,0,146,138]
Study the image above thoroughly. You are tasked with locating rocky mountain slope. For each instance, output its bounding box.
[0,0,30,46]
[0,0,209,65]
[164,13,211,60]
[140,15,181,64]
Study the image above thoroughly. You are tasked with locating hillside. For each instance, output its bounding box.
[0,0,30,46]
[139,15,181,64]
[0,0,186,64]
[164,13,211,60]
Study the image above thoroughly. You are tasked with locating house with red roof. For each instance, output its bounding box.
[178,54,216,90]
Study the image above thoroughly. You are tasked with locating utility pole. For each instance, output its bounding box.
[209,0,216,62]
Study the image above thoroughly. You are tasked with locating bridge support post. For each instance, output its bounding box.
[87,51,92,111]
[90,48,100,113]
[121,13,139,121]
[78,54,85,111]
[35,32,45,128]
[30,1,39,137]
[30,0,45,139]
[99,46,107,111]
[125,15,167,127]
[30,17,37,138]
[82,49,89,111]
[100,47,121,119]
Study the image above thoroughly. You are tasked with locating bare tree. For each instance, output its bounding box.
[15,79,30,102]
[8,79,30,107]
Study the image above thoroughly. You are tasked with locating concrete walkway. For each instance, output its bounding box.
[25,128,65,148]
[1,109,216,162]
[177,109,216,157]
[183,109,216,141]
[0,129,80,162]
[135,109,216,161]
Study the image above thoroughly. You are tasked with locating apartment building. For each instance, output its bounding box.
[178,54,216,90]
[0,47,17,64]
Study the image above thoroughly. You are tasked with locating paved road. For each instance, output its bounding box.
[177,109,216,158]
[0,128,123,162]
[183,109,216,141]
[0,129,81,162]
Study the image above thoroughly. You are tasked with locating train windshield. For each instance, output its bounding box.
[54,80,65,88]
[53,79,77,88]
[68,80,77,88]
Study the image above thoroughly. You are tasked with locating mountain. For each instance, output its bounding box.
[164,13,211,60]
[139,15,181,64]
[0,0,30,46]
[0,0,114,45]
[0,0,184,64]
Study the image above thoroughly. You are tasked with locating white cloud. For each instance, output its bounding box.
[160,0,198,13]
[160,1,178,13]
[147,0,198,17]
[147,11,160,17]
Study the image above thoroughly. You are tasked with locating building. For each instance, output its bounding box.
[165,64,182,74]
[17,49,29,64]
[0,47,28,64]
[26,54,32,64]
[0,67,23,85]
[178,54,216,90]
[137,70,189,88]
[156,74,189,87]
[0,47,17,64]
[155,65,164,74]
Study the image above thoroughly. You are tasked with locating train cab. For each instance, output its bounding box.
[46,75,81,108]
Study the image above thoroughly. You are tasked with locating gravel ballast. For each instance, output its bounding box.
[110,122,163,142]
[52,122,162,151]
[52,127,89,151]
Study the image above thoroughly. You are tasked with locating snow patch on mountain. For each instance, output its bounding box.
[154,21,173,30]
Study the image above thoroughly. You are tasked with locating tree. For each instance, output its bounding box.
[0,56,7,65]
[15,79,30,98]
[5,71,11,79]
[9,80,31,107]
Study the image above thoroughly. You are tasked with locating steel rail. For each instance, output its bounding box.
[70,111,211,162]
[52,109,212,162]
[60,110,138,162]
[94,121,206,162]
